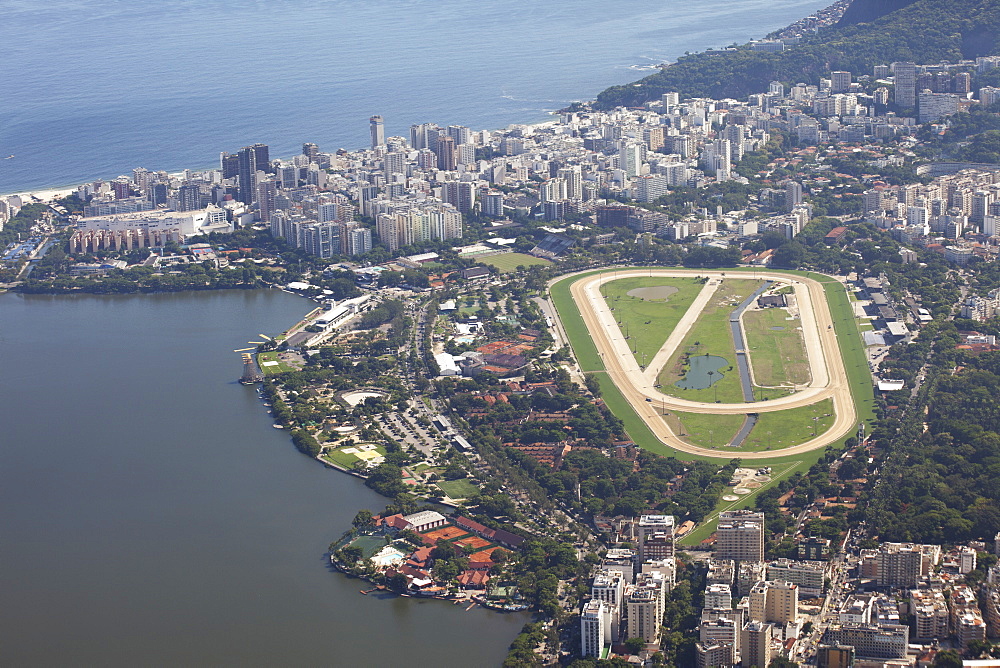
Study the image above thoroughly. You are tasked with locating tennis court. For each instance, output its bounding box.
[420,526,469,542]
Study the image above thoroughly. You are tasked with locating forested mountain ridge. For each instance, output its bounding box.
[837,0,920,25]
[593,0,1000,107]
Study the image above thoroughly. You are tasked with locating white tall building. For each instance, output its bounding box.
[558,165,583,200]
[619,143,644,178]
[704,583,732,610]
[581,599,611,658]
[592,569,625,641]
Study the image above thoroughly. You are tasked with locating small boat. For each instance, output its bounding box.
[4,155,13,160]
[273,424,284,429]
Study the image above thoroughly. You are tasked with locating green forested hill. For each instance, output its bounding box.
[837,0,920,25]
[594,0,1000,107]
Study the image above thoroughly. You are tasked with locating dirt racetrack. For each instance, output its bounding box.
[564,269,858,460]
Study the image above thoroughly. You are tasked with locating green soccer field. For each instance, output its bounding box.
[480,253,551,273]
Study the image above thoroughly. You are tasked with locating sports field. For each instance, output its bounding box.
[436,478,480,500]
[257,351,296,375]
[551,267,869,460]
[481,253,551,273]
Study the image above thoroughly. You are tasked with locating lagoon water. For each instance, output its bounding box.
[1,0,829,194]
[0,290,528,666]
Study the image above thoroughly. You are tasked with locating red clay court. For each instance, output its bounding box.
[420,526,469,542]
[454,536,492,550]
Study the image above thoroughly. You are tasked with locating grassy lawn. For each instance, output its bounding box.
[457,297,481,315]
[656,278,763,403]
[743,399,834,451]
[481,252,551,273]
[436,478,480,500]
[816,275,876,426]
[668,411,747,449]
[551,269,609,372]
[600,276,705,366]
[256,351,296,375]
[743,308,810,387]
[321,443,388,469]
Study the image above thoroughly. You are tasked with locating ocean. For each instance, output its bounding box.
[1,0,830,194]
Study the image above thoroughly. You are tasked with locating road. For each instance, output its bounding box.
[560,269,858,460]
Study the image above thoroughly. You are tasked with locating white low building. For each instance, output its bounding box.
[402,510,447,533]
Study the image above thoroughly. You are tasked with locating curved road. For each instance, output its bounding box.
[560,269,858,460]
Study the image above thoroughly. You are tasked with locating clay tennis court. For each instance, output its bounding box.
[420,526,469,542]
[454,536,492,550]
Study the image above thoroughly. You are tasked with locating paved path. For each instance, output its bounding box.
[563,269,858,460]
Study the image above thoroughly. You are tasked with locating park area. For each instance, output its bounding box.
[321,443,388,469]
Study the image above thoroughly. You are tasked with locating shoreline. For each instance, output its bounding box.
[0,0,842,202]
[1,119,563,203]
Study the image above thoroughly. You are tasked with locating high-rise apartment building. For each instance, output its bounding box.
[893,62,917,108]
[177,184,201,212]
[715,511,764,563]
[302,142,319,162]
[256,179,276,223]
[580,599,610,658]
[741,620,774,668]
[766,559,826,598]
[704,583,732,610]
[637,515,675,562]
[436,135,457,171]
[785,180,804,212]
[409,123,438,150]
[626,572,666,643]
[830,71,852,93]
[619,143,643,178]
[876,543,940,588]
[558,165,583,200]
[482,191,504,217]
[370,115,385,148]
[749,580,798,625]
[447,125,471,146]
[236,144,269,205]
[342,223,372,256]
[384,151,406,177]
[443,181,476,213]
